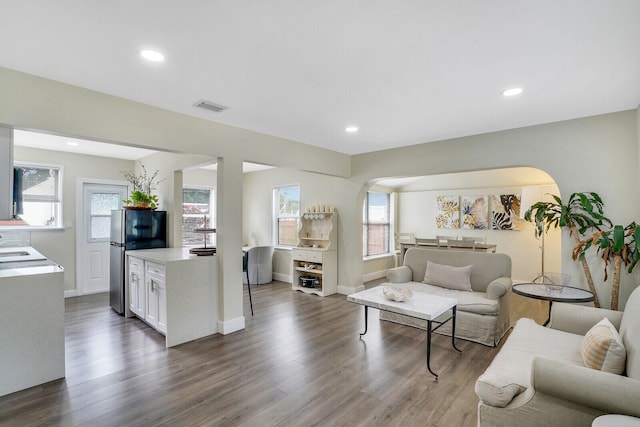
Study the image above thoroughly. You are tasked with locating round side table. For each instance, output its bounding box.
[512,283,594,326]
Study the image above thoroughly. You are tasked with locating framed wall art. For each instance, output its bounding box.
[435,195,460,229]
[491,194,521,230]
[461,195,488,229]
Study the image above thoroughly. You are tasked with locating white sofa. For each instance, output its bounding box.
[476,285,640,427]
[383,247,512,346]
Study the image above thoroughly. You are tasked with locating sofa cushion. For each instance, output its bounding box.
[382,281,499,315]
[423,261,472,291]
[475,318,584,407]
[581,317,626,374]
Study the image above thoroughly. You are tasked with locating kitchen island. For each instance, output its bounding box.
[125,248,218,347]
[0,253,64,397]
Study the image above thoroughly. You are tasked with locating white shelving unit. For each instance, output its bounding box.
[292,210,337,297]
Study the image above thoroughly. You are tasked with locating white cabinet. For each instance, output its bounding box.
[292,248,337,296]
[292,211,337,297]
[128,256,145,318]
[145,261,167,334]
[125,249,218,348]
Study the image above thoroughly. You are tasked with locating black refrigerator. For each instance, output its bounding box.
[109,209,167,314]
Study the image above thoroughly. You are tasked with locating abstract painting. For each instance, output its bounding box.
[491,194,521,230]
[461,195,488,229]
[436,195,460,229]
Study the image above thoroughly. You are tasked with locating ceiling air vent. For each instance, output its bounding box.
[194,100,228,113]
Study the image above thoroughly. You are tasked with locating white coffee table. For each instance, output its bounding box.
[347,286,461,379]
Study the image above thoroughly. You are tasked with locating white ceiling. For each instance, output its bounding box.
[13,130,156,160]
[13,129,273,173]
[1,2,639,156]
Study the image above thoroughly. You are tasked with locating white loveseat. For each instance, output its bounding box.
[383,247,512,346]
[476,285,640,427]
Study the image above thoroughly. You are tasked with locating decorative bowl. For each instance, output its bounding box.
[382,286,413,302]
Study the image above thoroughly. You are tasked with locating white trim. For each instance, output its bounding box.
[64,289,79,298]
[14,161,64,227]
[338,284,364,295]
[217,316,245,335]
[363,253,394,261]
[363,269,388,283]
[273,272,290,283]
[272,184,300,247]
[65,288,107,299]
[75,177,129,295]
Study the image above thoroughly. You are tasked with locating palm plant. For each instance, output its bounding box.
[524,192,611,308]
[575,222,639,310]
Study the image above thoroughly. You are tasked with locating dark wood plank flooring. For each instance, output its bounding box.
[0,280,544,427]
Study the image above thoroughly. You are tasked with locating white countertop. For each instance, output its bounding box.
[127,247,216,263]
[0,263,63,279]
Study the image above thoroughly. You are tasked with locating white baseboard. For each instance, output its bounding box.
[338,284,364,295]
[273,272,291,283]
[363,269,389,283]
[64,289,79,298]
[65,288,108,299]
[217,316,245,335]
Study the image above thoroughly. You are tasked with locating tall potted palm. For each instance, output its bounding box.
[524,192,611,307]
[575,222,639,310]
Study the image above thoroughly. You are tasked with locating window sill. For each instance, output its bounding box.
[274,245,294,251]
[363,253,394,261]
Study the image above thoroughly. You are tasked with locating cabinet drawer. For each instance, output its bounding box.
[292,249,308,261]
[307,251,323,263]
[293,249,323,263]
[129,256,144,270]
[146,261,166,277]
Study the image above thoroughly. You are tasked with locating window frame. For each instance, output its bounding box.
[86,191,122,243]
[13,161,64,229]
[363,191,391,258]
[273,184,300,247]
[182,186,215,247]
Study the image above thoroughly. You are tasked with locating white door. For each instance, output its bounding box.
[77,183,128,295]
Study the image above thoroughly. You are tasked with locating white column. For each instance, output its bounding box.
[215,155,245,334]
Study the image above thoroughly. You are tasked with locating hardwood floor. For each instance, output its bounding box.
[0,281,545,427]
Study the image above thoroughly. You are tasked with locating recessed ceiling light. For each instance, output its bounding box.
[501,87,523,97]
[345,126,359,133]
[140,49,165,62]
[66,141,79,146]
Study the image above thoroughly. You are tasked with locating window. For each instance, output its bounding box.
[182,187,215,246]
[273,185,300,246]
[363,191,390,257]
[88,192,121,241]
[14,163,63,227]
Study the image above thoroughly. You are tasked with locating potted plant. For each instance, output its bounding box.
[122,162,163,210]
[524,192,611,307]
[575,222,639,310]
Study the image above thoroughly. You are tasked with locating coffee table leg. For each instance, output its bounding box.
[543,301,552,326]
[426,319,438,379]
[452,306,461,353]
[359,305,369,336]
